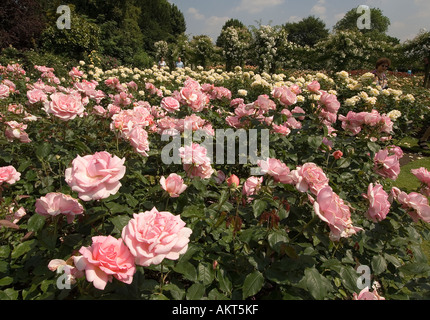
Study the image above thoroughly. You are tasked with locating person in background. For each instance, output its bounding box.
[176,57,184,69]
[158,57,166,69]
[372,58,391,89]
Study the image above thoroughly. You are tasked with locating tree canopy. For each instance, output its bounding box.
[283,16,329,47]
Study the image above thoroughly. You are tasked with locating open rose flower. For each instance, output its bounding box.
[397,191,430,223]
[160,173,187,197]
[4,121,31,143]
[0,165,21,185]
[242,176,263,201]
[161,96,181,113]
[44,91,85,121]
[73,236,136,290]
[411,167,430,186]
[35,192,84,223]
[313,186,363,241]
[257,158,293,184]
[121,207,192,266]
[65,151,126,201]
[290,162,329,195]
[373,147,402,180]
[362,183,390,222]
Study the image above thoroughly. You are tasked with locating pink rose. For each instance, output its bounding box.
[27,89,47,104]
[242,176,263,200]
[121,207,192,266]
[44,92,85,121]
[257,158,293,184]
[128,126,150,157]
[65,151,126,201]
[74,235,136,290]
[161,97,181,113]
[179,143,214,179]
[397,191,430,223]
[35,192,84,223]
[160,173,187,197]
[362,183,390,222]
[411,167,430,186]
[307,80,320,93]
[227,174,240,188]
[0,84,10,99]
[291,162,329,195]
[319,91,340,114]
[313,186,363,241]
[0,165,21,185]
[353,287,385,300]
[333,150,343,160]
[4,121,31,143]
[271,86,297,106]
[373,148,401,180]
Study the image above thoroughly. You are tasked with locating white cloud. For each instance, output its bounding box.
[188,7,205,20]
[311,0,326,17]
[233,0,285,14]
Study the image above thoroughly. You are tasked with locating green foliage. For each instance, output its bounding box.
[0,57,429,300]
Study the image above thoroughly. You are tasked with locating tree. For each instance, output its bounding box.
[403,30,430,87]
[333,7,390,35]
[216,20,252,71]
[189,35,215,69]
[284,16,329,47]
[0,0,46,50]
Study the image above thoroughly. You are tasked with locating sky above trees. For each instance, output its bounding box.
[167,0,430,43]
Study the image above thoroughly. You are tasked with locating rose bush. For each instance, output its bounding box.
[0,59,429,301]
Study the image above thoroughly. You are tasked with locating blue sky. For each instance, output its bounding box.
[167,0,430,43]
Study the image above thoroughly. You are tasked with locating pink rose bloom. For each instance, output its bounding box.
[13,207,27,224]
[242,176,263,200]
[291,162,329,195]
[272,123,291,136]
[160,173,187,197]
[161,97,181,113]
[48,259,83,285]
[411,167,430,186]
[353,287,385,300]
[44,92,85,121]
[179,143,211,166]
[362,183,390,222]
[373,149,401,180]
[0,165,21,185]
[0,84,10,99]
[227,174,240,188]
[257,158,293,184]
[333,150,343,159]
[35,192,84,223]
[74,235,136,290]
[271,86,297,106]
[65,151,126,201]
[291,106,306,120]
[121,207,192,266]
[319,91,340,114]
[27,88,48,104]
[307,80,320,93]
[397,191,430,223]
[214,170,226,184]
[313,186,363,241]
[128,126,150,157]
[4,121,31,143]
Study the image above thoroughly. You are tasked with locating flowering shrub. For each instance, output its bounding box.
[0,59,429,301]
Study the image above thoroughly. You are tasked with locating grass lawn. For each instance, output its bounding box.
[391,136,430,265]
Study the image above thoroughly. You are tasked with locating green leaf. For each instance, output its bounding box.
[300,267,332,300]
[371,255,387,275]
[399,262,430,276]
[216,268,232,295]
[339,266,359,293]
[181,205,205,218]
[35,142,52,159]
[252,199,267,218]
[308,136,323,149]
[11,240,36,259]
[109,215,131,234]
[198,262,215,285]
[186,283,205,300]
[27,214,46,232]
[268,229,288,253]
[367,141,380,154]
[242,270,264,299]
[174,261,197,282]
